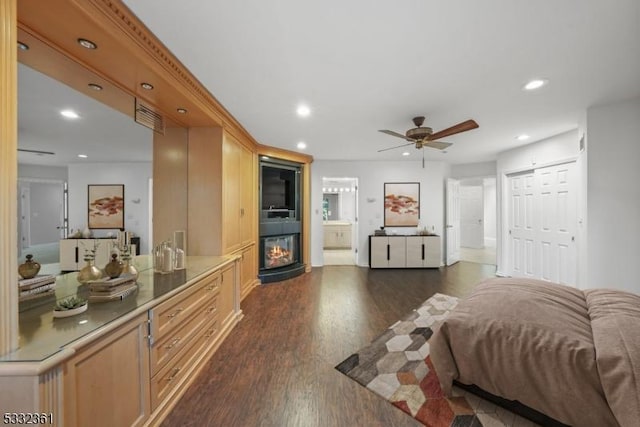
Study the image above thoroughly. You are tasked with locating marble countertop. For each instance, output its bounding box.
[2,255,233,363]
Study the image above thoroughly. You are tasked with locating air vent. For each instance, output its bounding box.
[135,99,165,134]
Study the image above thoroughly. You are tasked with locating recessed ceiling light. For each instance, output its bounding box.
[176,108,187,114]
[60,110,79,119]
[523,79,548,91]
[516,134,530,141]
[402,152,410,156]
[88,83,103,91]
[140,82,154,90]
[261,156,270,160]
[78,154,88,158]
[77,38,97,50]
[17,41,29,51]
[297,141,307,149]
[296,104,311,117]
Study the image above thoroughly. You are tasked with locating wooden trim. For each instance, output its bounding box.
[1,0,19,356]
[257,143,314,165]
[302,162,312,271]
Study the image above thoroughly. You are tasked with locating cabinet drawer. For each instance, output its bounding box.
[150,316,220,410]
[151,272,220,340]
[150,293,219,375]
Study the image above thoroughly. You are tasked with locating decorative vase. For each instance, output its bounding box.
[122,258,139,280]
[18,254,41,279]
[104,253,124,279]
[77,259,103,284]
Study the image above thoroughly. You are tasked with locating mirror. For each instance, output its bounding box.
[17,62,153,275]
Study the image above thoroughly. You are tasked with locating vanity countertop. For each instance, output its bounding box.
[323,221,352,226]
[2,255,234,363]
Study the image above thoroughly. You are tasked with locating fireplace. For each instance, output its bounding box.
[263,234,297,270]
[258,158,306,283]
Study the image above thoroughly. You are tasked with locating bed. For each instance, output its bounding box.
[429,277,640,427]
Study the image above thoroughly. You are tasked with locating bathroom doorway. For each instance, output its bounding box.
[322,177,358,265]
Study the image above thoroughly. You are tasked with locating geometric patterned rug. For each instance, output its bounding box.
[335,293,540,427]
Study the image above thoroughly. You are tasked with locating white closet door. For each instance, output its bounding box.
[536,163,577,285]
[508,172,536,278]
[507,162,577,285]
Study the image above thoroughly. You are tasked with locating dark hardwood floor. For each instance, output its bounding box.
[162,262,496,427]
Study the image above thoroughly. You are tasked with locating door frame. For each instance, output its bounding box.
[500,156,579,279]
[17,177,68,249]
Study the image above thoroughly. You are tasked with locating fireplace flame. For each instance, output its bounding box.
[266,243,293,268]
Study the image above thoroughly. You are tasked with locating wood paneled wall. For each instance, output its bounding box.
[187,127,223,256]
[153,127,189,246]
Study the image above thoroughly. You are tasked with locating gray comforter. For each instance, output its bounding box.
[429,277,640,427]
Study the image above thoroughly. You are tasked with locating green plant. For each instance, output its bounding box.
[54,296,87,311]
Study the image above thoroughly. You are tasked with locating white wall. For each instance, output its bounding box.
[312,160,448,267]
[483,177,497,243]
[68,163,152,254]
[18,164,68,181]
[451,161,496,179]
[586,97,640,293]
[495,129,580,277]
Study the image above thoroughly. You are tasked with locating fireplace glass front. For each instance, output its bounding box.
[263,234,296,270]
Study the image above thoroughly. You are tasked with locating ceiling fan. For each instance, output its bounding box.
[378,116,479,166]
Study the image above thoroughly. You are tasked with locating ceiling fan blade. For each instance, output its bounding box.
[18,148,55,155]
[377,142,414,152]
[379,129,411,140]
[423,141,453,150]
[428,119,479,141]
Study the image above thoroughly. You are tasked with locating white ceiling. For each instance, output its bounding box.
[18,1,640,167]
[121,0,640,164]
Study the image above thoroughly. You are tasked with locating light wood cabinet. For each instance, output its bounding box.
[149,272,220,376]
[370,235,441,268]
[240,243,257,300]
[223,133,256,254]
[63,313,151,427]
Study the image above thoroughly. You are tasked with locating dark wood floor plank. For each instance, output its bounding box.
[162,262,496,427]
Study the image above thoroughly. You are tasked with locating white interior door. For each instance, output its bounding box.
[446,178,460,266]
[536,163,577,285]
[460,184,484,249]
[508,171,536,278]
[507,163,577,285]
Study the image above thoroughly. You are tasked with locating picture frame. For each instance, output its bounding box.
[88,184,125,229]
[384,182,420,227]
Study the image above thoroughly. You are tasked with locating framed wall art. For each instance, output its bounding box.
[88,184,125,229]
[384,182,420,227]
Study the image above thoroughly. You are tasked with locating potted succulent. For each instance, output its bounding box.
[53,296,88,318]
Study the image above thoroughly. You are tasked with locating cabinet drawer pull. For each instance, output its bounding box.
[165,337,181,349]
[206,305,217,314]
[205,328,217,338]
[167,308,184,319]
[165,367,181,382]
[206,284,218,291]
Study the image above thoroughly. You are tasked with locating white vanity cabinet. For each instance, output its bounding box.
[369,235,441,268]
[323,221,352,249]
